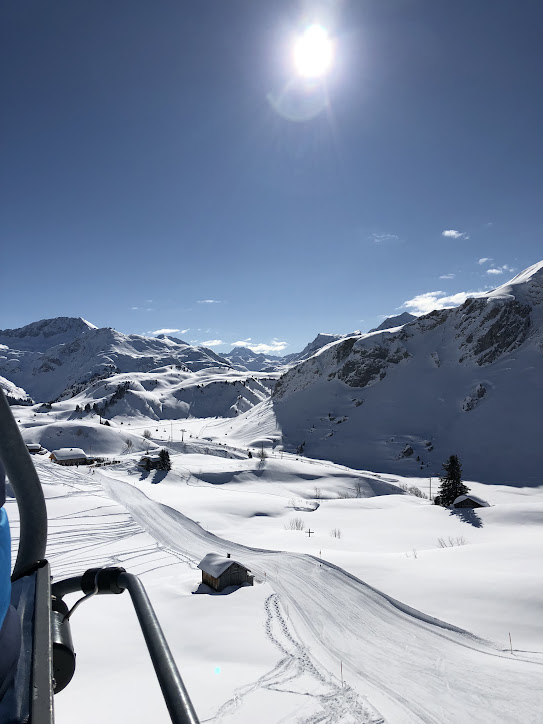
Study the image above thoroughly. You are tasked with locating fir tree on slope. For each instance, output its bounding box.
[437,454,469,507]
[158,448,172,471]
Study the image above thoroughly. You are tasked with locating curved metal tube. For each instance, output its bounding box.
[0,389,47,578]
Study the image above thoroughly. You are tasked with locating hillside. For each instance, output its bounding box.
[268,262,543,484]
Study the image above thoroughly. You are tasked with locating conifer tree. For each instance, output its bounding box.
[158,448,172,471]
[437,454,469,506]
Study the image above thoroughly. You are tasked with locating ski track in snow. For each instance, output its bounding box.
[9,461,542,724]
[206,594,381,724]
[91,467,541,724]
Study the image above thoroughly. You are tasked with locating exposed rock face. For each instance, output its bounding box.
[457,299,531,365]
[274,333,412,398]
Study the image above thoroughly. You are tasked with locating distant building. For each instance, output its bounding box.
[452,494,489,509]
[26,443,42,454]
[138,454,161,470]
[197,553,254,592]
[49,448,87,466]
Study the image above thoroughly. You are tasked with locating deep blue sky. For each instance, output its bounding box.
[2,0,542,354]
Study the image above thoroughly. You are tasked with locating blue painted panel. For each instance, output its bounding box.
[0,508,11,626]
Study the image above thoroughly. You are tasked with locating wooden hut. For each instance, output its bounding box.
[26,443,42,454]
[452,494,489,509]
[49,448,87,466]
[138,454,161,470]
[197,553,254,592]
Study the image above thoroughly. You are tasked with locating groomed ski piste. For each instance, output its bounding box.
[5,428,542,724]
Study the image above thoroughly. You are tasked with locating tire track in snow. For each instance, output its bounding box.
[8,461,194,580]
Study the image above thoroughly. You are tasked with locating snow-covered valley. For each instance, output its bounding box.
[2,261,543,722]
[5,422,543,723]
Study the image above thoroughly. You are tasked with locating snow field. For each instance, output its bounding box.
[5,413,543,722]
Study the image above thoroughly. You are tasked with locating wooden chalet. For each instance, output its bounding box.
[452,494,489,509]
[49,448,87,466]
[197,553,254,592]
[138,454,161,470]
[26,444,42,454]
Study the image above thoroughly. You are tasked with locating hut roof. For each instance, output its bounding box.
[453,494,489,507]
[197,553,247,578]
[26,444,42,451]
[51,447,87,461]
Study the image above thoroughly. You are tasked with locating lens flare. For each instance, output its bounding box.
[293,25,333,78]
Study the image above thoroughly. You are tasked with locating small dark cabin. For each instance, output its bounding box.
[138,454,161,470]
[197,553,254,592]
[452,494,489,509]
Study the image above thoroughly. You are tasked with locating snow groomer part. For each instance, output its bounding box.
[0,387,200,724]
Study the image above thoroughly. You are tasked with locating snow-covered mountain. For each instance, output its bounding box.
[369,312,416,333]
[222,346,287,372]
[0,318,232,401]
[284,332,348,364]
[0,316,97,352]
[271,262,543,484]
[223,333,350,373]
[69,366,278,421]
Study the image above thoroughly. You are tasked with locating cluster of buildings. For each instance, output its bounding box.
[25,443,90,466]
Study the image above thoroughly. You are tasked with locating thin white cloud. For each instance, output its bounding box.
[152,328,181,336]
[131,306,140,310]
[197,299,221,304]
[439,273,455,279]
[369,232,400,243]
[232,339,288,354]
[402,289,487,316]
[200,339,223,347]
[486,264,516,276]
[478,257,492,265]
[442,229,470,239]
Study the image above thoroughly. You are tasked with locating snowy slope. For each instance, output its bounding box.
[0,374,33,405]
[265,262,543,484]
[369,312,416,333]
[0,318,233,401]
[6,453,540,724]
[284,332,350,364]
[69,367,278,420]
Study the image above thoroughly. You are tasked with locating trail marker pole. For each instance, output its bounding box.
[306,529,314,538]
[429,477,432,501]
[509,632,513,654]
[340,661,343,688]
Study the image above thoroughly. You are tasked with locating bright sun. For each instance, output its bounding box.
[293,25,333,79]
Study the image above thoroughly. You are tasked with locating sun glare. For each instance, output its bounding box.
[293,25,333,79]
